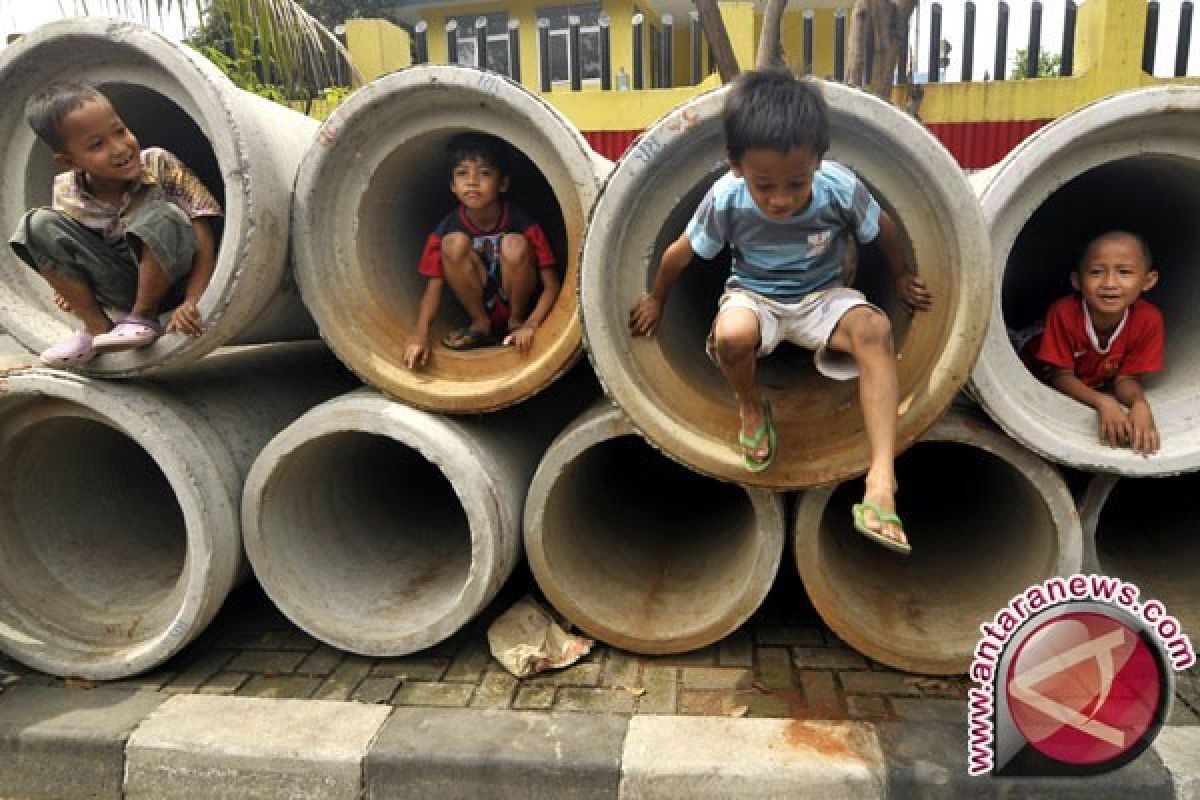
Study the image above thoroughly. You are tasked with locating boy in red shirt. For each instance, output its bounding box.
[404,133,559,369]
[1025,231,1163,455]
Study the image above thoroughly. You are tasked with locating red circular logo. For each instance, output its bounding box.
[1005,611,1164,766]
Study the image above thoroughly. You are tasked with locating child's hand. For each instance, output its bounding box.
[504,325,536,354]
[1096,396,1132,448]
[165,300,205,337]
[1127,400,1160,456]
[896,273,933,311]
[629,293,663,336]
[54,292,72,313]
[405,335,430,370]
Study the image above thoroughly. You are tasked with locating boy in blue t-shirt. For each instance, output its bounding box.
[629,69,931,555]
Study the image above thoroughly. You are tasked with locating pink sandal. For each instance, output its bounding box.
[39,331,96,367]
[91,315,162,353]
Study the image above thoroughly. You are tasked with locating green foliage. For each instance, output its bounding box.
[1010,48,1062,79]
[192,43,287,101]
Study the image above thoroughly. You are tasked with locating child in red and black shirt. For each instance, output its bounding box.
[1023,231,1163,455]
[404,133,558,369]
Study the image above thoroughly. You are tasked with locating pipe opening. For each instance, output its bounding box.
[539,435,761,643]
[25,82,225,221]
[643,164,914,455]
[255,431,472,640]
[816,442,1059,660]
[353,129,567,359]
[0,404,186,649]
[1095,476,1199,636]
[1004,155,1195,400]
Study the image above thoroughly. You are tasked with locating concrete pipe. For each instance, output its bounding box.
[525,402,785,654]
[579,81,991,489]
[0,18,317,376]
[793,411,1081,674]
[241,368,597,656]
[293,64,611,413]
[969,86,1200,475]
[0,344,354,679]
[1080,474,1199,640]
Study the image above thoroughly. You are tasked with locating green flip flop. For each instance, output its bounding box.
[739,399,776,472]
[851,501,912,556]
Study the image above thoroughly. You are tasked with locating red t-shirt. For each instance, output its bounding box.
[1031,295,1164,388]
[417,202,555,279]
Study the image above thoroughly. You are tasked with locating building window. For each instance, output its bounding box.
[537,4,602,84]
[450,12,511,76]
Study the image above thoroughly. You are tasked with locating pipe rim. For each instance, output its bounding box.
[242,390,507,656]
[0,368,239,679]
[971,85,1200,476]
[524,403,784,653]
[579,80,991,489]
[292,64,607,413]
[792,412,1082,674]
[0,18,294,374]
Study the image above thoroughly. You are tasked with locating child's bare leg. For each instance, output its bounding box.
[827,307,905,548]
[39,268,111,335]
[499,233,536,327]
[130,244,171,320]
[440,232,491,333]
[713,308,769,462]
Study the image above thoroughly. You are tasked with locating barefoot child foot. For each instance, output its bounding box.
[852,483,910,555]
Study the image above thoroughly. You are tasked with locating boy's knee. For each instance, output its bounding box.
[440,232,472,263]
[499,233,531,264]
[848,309,893,352]
[714,326,758,362]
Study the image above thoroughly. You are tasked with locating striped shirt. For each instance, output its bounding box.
[52,147,222,244]
[686,161,880,302]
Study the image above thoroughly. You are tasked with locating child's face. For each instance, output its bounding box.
[730,147,819,220]
[1071,235,1158,319]
[53,97,141,190]
[450,156,509,212]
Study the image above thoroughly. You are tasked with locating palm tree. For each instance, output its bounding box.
[59,0,358,98]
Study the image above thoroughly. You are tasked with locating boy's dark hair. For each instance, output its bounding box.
[723,69,830,164]
[1079,230,1154,271]
[25,81,105,151]
[446,132,511,177]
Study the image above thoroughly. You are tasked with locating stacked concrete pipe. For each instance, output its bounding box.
[524,402,784,654]
[240,367,598,656]
[579,80,991,488]
[0,18,316,375]
[292,64,612,413]
[793,410,1082,675]
[0,344,355,679]
[1080,474,1199,641]
[970,86,1200,475]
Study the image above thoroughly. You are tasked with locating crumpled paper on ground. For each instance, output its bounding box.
[487,596,594,678]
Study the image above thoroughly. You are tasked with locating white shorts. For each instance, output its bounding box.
[709,287,881,380]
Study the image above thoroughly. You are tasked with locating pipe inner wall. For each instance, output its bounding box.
[793,415,1081,674]
[1083,475,1200,641]
[579,81,991,488]
[293,65,609,412]
[971,86,1200,475]
[526,404,784,653]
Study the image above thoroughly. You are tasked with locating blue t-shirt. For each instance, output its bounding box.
[685,161,881,303]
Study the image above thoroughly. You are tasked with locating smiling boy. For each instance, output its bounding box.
[9,81,221,366]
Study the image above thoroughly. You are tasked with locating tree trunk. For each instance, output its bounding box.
[756,0,788,69]
[693,0,741,82]
[846,0,917,98]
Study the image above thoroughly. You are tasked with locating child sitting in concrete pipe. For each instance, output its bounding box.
[404,132,560,369]
[1021,230,1163,456]
[628,68,930,555]
[8,81,221,367]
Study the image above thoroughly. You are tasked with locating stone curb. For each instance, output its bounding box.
[0,687,1196,799]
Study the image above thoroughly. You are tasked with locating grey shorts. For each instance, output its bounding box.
[9,191,196,312]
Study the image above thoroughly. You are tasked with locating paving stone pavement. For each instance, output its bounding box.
[1,564,1196,727]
